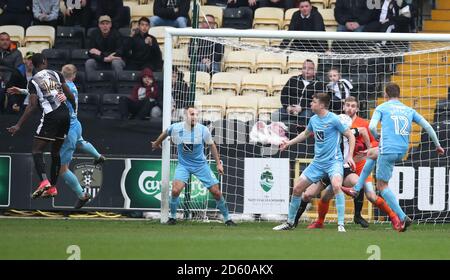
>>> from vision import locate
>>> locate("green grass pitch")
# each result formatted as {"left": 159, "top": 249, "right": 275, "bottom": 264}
{"left": 0, "top": 218, "right": 449, "bottom": 260}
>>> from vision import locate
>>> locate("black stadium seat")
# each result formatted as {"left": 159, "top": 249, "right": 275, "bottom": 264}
{"left": 41, "top": 48, "right": 70, "bottom": 71}
{"left": 55, "top": 26, "right": 85, "bottom": 49}
{"left": 100, "top": 94, "right": 127, "bottom": 120}
{"left": 116, "top": 70, "right": 140, "bottom": 94}
{"left": 77, "top": 93, "right": 100, "bottom": 119}
{"left": 71, "top": 49, "right": 89, "bottom": 72}
{"left": 86, "top": 70, "right": 116, "bottom": 93}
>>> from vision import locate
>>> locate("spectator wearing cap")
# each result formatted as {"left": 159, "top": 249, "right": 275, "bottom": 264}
{"left": 85, "top": 15, "right": 125, "bottom": 79}
{"left": 32, "top": 0, "right": 60, "bottom": 28}
{"left": 0, "top": 0, "right": 33, "bottom": 29}
{"left": 125, "top": 17, "right": 162, "bottom": 71}
{"left": 150, "top": 0, "right": 190, "bottom": 28}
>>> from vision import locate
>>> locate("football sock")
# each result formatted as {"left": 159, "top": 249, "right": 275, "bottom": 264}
{"left": 216, "top": 196, "right": 230, "bottom": 222}
{"left": 50, "top": 154, "right": 61, "bottom": 186}
{"left": 78, "top": 141, "right": 101, "bottom": 159}
{"left": 62, "top": 169, "right": 84, "bottom": 198}
{"left": 293, "top": 198, "right": 309, "bottom": 226}
{"left": 354, "top": 189, "right": 364, "bottom": 217}
{"left": 335, "top": 192, "right": 345, "bottom": 226}
{"left": 287, "top": 195, "right": 301, "bottom": 224}
{"left": 354, "top": 158, "right": 375, "bottom": 192}
{"left": 170, "top": 196, "right": 179, "bottom": 219}
{"left": 32, "top": 153, "right": 47, "bottom": 181}
{"left": 317, "top": 199, "right": 330, "bottom": 224}
{"left": 374, "top": 196, "right": 397, "bottom": 220}
{"left": 381, "top": 188, "right": 406, "bottom": 221}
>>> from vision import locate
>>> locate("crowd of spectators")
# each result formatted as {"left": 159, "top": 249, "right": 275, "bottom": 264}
{"left": 0, "top": 0, "right": 419, "bottom": 121}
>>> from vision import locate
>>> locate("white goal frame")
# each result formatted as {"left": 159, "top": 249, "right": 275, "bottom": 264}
{"left": 160, "top": 28, "right": 450, "bottom": 223}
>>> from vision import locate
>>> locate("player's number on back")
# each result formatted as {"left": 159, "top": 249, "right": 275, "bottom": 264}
{"left": 391, "top": 115, "right": 409, "bottom": 136}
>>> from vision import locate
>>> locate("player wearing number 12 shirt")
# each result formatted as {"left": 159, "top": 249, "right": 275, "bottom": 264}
{"left": 342, "top": 83, "right": 445, "bottom": 232}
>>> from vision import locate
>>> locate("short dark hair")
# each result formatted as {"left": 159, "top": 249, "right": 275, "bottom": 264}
{"left": 304, "top": 59, "right": 315, "bottom": 66}
{"left": 31, "top": 53, "right": 46, "bottom": 68}
{"left": 313, "top": 92, "right": 331, "bottom": 108}
{"left": 0, "top": 32, "right": 10, "bottom": 38}
{"left": 344, "top": 96, "right": 359, "bottom": 107}
{"left": 299, "top": 0, "right": 311, "bottom": 4}
{"left": 385, "top": 82, "right": 401, "bottom": 98}
{"left": 138, "top": 17, "right": 150, "bottom": 25}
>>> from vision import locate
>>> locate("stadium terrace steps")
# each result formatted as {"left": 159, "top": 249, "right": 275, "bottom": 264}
{"left": 437, "top": 0, "right": 450, "bottom": 10}
{"left": 396, "top": 64, "right": 450, "bottom": 76}
{"left": 404, "top": 52, "right": 450, "bottom": 65}
{"left": 431, "top": 10, "right": 450, "bottom": 21}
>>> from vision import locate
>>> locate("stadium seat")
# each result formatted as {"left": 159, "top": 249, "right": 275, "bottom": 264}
{"left": 70, "top": 49, "right": 89, "bottom": 72}
{"left": 55, "top": 26, "right": 85, "bottom": 49}
{"left": 256, "top": 52, "right": 287, "bottom": 74}
{"left": 240, "top": 73, "right": 272, "bottom": 97}
{"left": 149, "top": 26, "right": 175, "bottom": 48}
{"left": 172, "top": 47, "right": 190, "bottom": 72}
{"left": 240, "top": 37, "right": 271, "bottom": 47}
{"left": 224, "top": 50, "right": 256, "bottom": 74}
{"left": 258, "top": 96, "right": 282, "bottom": 121}
{"left": 86, "top": 71, "right": 116, "bottom": 93}
{"left": 329, "top": 0, "right": 336, "bottom": 8}
{"left": 183, "top": 71, "right": 211, "bottom": 95}
{"left": 0, "top": 25, "right": 25, "bottom": 46}
{"left": 195, "top": 94, "right": 227, "bottom": 122}
{"left": 318, "top": 8, "right": 338, "bottom": 28}
{"left": 130, "top": 3, "right": 154, "bottom": 28}
{"left": 211, "top": 72, "right": 241, "bottom": 96}
{"left": 100, "top": 94, "right": 127, "bottom": 119}
{"left": 253, "top": 7, "right": 284, "bottom": 30}
{"left": 283, "top": 8, "right": 297, "bottom": 30}
{"left": 199, "top": 5, "right": 223, "bottom": 28}
{"left": 287, "top": 52, "right": 319, "bottom": 74}
{"left": 24, "top": 25, "right": 55, "bottom": 48}
{"left": 17, "top": 45, "right": 48, "bottom": 56}
{"left": 311, "top": 0, "right": 327, "bottom": 8}
{"left": 41, "top": 48, "right": 70, "bottom": 71}
{"left": 226, "top": 95, "right": 258, "bottom": 122}
{"left": 271, "top": 74, "right": 293, "bottom": 96}
{"left": 77, "top": 93, "right": 100, "bottom": 119}
{"left": 116, "top": 70, "right": 141, "bottom": 94}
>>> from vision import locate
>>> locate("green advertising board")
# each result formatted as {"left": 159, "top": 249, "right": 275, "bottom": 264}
{"left": 0, "top": 156, "right": 11, "bottom": 207}
{"left": 121, "top": 159, "right": 218, "bottom": 210}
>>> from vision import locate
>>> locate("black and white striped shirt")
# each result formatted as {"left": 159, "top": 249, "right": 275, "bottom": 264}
{"left": 27, "top": 69, "right": 66, "bottom": 115}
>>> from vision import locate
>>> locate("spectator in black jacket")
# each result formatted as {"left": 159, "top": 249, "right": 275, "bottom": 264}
{"left": 188, "top": 15, "right": 223, "bottom": 75}
{"left": 0, "top": 0, "right": 33, "bottom": 29}
{"left": 272, "top": 59, "right": 325, "bottom": 125}
{"left": 85, "top": 15, "right": 125, "bottom": 79}
{"left": 0, "top": 32, "right": 23, "bottom": 70}
{"left": 125, "top": 17, "right": 162, "bottom": 71}
{"left": 280, "top": 0, "right": 327, "bottom": 52}
{"left": 334, "top": 0, "right": 372, "bottom": 32}
{"left": 96, "top": 0, "right": 128, "bottom": 28}
{"left": 150, "top": 0, "right": 190, "bottom": 28}
{"left": 64, "top": 0, "right": 92, "bottom": 29}
{"left": 259, "top": 0, "right": 294, "bottom": 10}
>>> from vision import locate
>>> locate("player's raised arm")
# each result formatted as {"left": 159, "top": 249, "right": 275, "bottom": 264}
{"left": 280, "top": 129, "right": 312, "bottom": 151}
{"left": 6, "top": 94, "right": 38, "bottom": 136}
{"left": 355, "top": 127, "right": 372, "bottom": 150}
{"left": 368, "top": 110, "right": 381, "bottom": 141}
{"left": 343, "top": 128, "right": 356, "bottom": 170}
{"left": 413, "top": 112, "right": 445, "bottom": 155}
{"left": 151, "top": 130, "right": 169, "bottom": 150}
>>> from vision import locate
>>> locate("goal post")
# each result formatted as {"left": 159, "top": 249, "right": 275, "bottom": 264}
{"left": 160, "top": 28, "right": 450, "bottom": 224}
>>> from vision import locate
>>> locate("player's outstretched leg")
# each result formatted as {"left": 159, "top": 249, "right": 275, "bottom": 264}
{"left": 59, "top": 165, "right": 92, "bottom": 208}
{"left": 273, "top": 175, "right": 312, "bottom": 231}
{"left": 209, "top": 185, "right": 236, "bottom": 226}
{"left": 77, "top": 140, "right": 105, "bottom": 165}
{"left": 364, "top": 182, "right": 401, "bottom": 231}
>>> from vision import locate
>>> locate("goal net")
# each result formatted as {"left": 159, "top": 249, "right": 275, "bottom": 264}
{"left": 160, "top": 28, "right": 450, "bottom": 225}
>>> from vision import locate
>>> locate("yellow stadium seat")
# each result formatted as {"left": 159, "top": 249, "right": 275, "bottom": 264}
{"left": 258, "top": 96, "right": 282, "bottom": 121}
{"left": 283, "top": 8, "right": 297, "bottom": 30}
{"left": 272, "top": 74, "right": 293, "bottom": 96}
{"left": 24, "top": 25, "right": 55, "bottom": 48}
{"left": 211, "top": 72, "right": 241, "bottom": 96}
{"left": 256, "top": 52, "right": 287, "bottom": 74}
{"left": 199, "top": 5, "right": 223, "bottom": 28}
{"left": 195, "top": 95, "right": 227, "bottom": 122}
{"left": 183, "top": 71, "right": 211, "bottom": 95}
{"left": 0, "top": 25, "right": 25, "bottom": 46}
{"left": 172, "top": 47, "right": 190, "bottom": 72}
{"left": 253, "top": 7, "right": 284, "bottom": 30}
{"left": 240, "top": 37, "right": 271, "bottom": 47}
{"left": 240, "top": 73, "right": 273, "bottom": 97}
{"left": 311, "top": 0, "right": 328, "bottom": 8}
{"left": 224, "top": 50, "right": 256, "bottom": 73}
{"left": 318, "top": 8, "right": 338, "bottom": 27}
{"left": 328, "top": 0, "right": 336, "bottom": 8}
{"left": 130, "top": 3, "right": 154, "bottom": 28}
{"left": 226, "top": 95, "right": 259, "bottom": 122}
{"left": 287, "top": 52, "right": 319, "bottom": 74}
